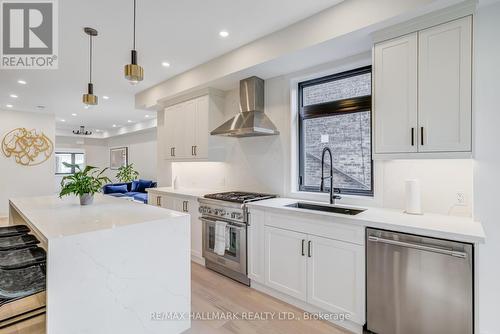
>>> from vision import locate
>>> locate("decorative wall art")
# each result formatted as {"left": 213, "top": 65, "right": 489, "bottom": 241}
{"left": 1, "top": 128, "right": 54, "bottom": 166}
{"left": 110, "top": 147, "right": 128, "bottom": 170}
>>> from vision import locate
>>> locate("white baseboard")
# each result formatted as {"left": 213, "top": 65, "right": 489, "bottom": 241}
{"left": 191, "top": 254, "right": 205, "bottom": 266}
{"left": 251, "top": 281, "right": 363, "bottom": 334}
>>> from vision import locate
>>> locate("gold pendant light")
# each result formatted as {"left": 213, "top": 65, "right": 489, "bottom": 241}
{"left": 83, "top": 27, "right": 98, "bottom": 106}
{"left": 124, "top": 0, "right": 144, "bottom": 84}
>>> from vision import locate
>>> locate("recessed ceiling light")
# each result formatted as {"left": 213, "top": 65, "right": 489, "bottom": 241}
{"left": 161, "top": 61, "right": 170, "bottom": 68}
{"left": 219, "top": 30, "right": 229, "bottom": 38}
{"left": 60, "top": 119, "right": 66, "bottom": 122}
{"left": 127, "top": 120, "right": 132, "bottom": 123}
{"left": 71, "top": 113, "right": 77, "bottom": 116}
{"left": 112, "top": 124, "right": 117, "bottom": 128}
{"left": 102, "top": 96, "right": 110, "bottom": 100}
{"left": 145, "top": 114, "right": 150, "bottom": 118}
{"left": 5, "top": 104, "right": 13, "bottom": 108}
{"left": 9, "top": 94, "right": 18, "bottom": 98}
{"left": 17, "top": 80, "right": 27, "bottom": 85}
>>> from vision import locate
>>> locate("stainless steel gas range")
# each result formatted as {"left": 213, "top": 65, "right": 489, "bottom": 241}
{"left": 198, "top": 192, "right": 276, "bottom": 285}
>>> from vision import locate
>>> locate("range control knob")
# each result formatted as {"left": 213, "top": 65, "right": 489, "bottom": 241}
{"left": 199, "top": 206, "right": 212, "bottom": 214}
{"left": 231, "top": 212, "right": 243, "bottom": 220}
{"left": 215, "top": 209, "right": 226, "bottom": 216}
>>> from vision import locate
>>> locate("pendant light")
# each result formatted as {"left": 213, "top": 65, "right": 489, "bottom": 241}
{"left": 82, "top": 27, "right": 98, "bottom": 106}
{"left": 124, "top": 0, "right": 144, "bottom": 84}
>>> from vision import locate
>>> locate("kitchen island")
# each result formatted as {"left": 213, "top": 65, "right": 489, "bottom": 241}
{"left": 8, "top": 194, "right": 191, "bottom": 334}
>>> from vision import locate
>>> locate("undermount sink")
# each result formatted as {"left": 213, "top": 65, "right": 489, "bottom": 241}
{"left": 285, "top": 202, "right": 366, "bottom": 216}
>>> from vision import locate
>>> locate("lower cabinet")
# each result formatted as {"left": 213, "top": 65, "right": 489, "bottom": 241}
{"left": 251, "top": 209, "right": 366, "bottom": 327}
{"left": 148, "top": 192, "right": 203, "bottom": 263}
{"left": 264, "top": 226, "right": 307, "bottom": 301}
{"left": 306, "top": 235, "right": 364, "bottom": 323}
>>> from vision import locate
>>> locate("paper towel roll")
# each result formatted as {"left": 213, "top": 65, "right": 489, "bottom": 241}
{"left": 405, "top": 179, "right": 422, "bottom": 215}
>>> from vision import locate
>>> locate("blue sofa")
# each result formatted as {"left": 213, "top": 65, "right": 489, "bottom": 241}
{"left": 102, "top": 180, "right": 157, "bottom": 204}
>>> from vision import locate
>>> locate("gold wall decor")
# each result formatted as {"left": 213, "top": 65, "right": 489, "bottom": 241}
{"left": 1, "top": 128, "right": 53, "bottom": 166}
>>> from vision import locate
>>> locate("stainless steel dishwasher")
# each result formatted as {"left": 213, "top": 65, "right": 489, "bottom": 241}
{"left": 366, "top": 228, "right": 473, "bottom": 334}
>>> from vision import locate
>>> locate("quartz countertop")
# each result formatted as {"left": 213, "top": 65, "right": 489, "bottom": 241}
{"left": 246, "top": 198, "right": 485, "bottom": 243}
{"left": 9, "top": 194, "right": 188, "bottom": 240}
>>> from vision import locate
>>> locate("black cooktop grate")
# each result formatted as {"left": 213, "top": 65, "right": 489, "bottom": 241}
{"left": 204, "top": 191, "right": 276, "bottom": 203}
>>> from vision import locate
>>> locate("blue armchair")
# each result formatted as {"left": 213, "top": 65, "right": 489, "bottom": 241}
{"left": 102, "top": 180, "right": 157, "bottom": 204}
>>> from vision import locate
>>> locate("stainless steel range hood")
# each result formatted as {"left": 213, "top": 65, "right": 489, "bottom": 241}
{"left": 210, "top": 76, "right": 279, "bottom": 137}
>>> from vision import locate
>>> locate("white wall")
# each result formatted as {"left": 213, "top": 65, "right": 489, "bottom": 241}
{"left": 0, "top": 110, "right": 55, "bottom": 216}
{"left": 170, "top": 55, "right": 473, "bottom": 216}
{"left": 55, "top": 128, "right": 157, "bottom": 188}
{"left": 473, "top": 2, "right": 500, "bottom": 333}
{"left": 107, "top": 130, "right": 157, "bottom": 182}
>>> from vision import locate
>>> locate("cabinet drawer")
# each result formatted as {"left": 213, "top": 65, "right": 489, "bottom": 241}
{"left": 265, "top": 212, "right": 364, "bottom": 245}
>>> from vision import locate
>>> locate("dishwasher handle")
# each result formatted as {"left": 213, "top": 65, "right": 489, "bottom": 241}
{"left": 368, "top": 236, "right": 467, "bottom": 259}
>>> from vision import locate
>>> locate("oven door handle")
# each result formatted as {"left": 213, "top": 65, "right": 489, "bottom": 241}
{"left": 199, "top": 217, "right": 246, "bottom": 229}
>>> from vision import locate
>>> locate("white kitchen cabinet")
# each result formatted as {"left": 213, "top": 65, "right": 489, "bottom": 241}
{"left": 373, "top": 16, "right": 472, "bottom": 158}
{"left": 250, "top": 209, "right": 365, "bottom": 328}
{"left": 374, "top": 33, "right": 418, "bottom": 154}
{"left": 418, "top": 16, "right": 472, "bottom": 152}
{"left": 162, "top": 92, "right": 225, "bottom": 161}
{"left": 148, "top": 192, "right": 203, "bottom": 264}
{"left": 307, "top": 235, "right": 365, "bottom": 324}
{"left": 248, "top": 209, "right": 266, "bottom": 284}
{"left": 264, "top": 226, "right": 308, "bottom": 301}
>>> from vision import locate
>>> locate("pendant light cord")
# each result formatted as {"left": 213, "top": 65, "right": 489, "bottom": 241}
{"left": 89, "top": 34, "right": 92, "bottom": 83}
{"left": 133, "top": 0, "right": 136, "bottom": 50}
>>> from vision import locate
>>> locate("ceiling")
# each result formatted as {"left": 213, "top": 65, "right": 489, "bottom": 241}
{"left": 0, "top": 0, "right": 343, "bottom": 133}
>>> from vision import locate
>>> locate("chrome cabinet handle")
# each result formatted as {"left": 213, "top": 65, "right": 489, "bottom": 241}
{"left": 172, "top": 147, "right": 176, "bottom": 156}
{"left": 368, "top": 236, "right": 467, "bottom": 258}
{"left": 411, "top": 128, "right": 415, "bottom": 146}
{"left": 191, "top": 146, "right": 195, "bottom": 156}
{"left": 301, "top": 239, "right": 305, "bottom": 256}
{"left": 157, "top": 196, "right": 161, "bottom": 207}
{"left": 420, "top": 127, "right": 424, "bottom": 146}
{"left": 308, "top": 240, "right": 312, "bottom": 257}
{"left": 194, "top": 145, "right": 197, "bottom": 156}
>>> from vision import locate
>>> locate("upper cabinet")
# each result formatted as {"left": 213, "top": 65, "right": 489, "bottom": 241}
{"left": 162, "top": 92, "right": 226, "bottom": 161}
{"left": 373, "top": 16, "right": 472, "bottom": 159}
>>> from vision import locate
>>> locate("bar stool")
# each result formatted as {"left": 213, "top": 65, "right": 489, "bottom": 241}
{"left": 0, "top": 248, "right": 46, "bottom": 270}
{"left": 0, "top": 264, "right": 46, "bottom": 306}
{"left": 0, "top": 235, "right": 40, "bottom": 251}
{"left": 0, "top": 225, "right": 30, "bottom": 238}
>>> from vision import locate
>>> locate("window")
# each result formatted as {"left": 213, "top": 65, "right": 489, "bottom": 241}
{"left": 298, "top": 66, "right": 373, "bottom": 196}
{"left": 55, "top": 152, "right": 85, "bottom": 174}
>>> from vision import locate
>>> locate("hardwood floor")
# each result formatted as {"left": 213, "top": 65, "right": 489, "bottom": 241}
{"left": 187, "top": 263, "right": 350, "bottom": 334}
{"left": 0, "top": 263, "right": 350, "bottom": 334}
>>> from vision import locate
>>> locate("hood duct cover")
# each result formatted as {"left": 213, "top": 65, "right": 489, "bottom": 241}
{"left": 210, "top": 76, "right": 279, "bottom": 137}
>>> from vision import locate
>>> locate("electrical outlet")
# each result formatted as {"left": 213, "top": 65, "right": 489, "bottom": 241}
{"left": 456, "top": 192, "right": 466, "bottom": 206}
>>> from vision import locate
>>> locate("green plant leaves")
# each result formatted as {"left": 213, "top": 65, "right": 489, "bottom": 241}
{"left": 116, "top": 163, "right": 139, "bottom": 183}
{"left": 59, "top": 164, "right": 111, "bottom": 198}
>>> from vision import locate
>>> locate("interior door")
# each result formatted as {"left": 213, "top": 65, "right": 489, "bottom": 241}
{"left": 306, "top": 235, "right": 365, "bottom": 324}
{"left": 418, "top": 16, "right": 472, "bottom": 152}
{"left": 264, "top": 226, "right": 307, "bottom": 301}
{"left": 374, "top": 33, "right": 418, "bottom": 154}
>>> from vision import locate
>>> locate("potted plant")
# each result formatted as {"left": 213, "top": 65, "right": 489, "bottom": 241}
{"left": 116, "top": 163, "right": 139, "bottom": 183}
{"left": 59, "top": 163, "right": 111, "bottom": 205}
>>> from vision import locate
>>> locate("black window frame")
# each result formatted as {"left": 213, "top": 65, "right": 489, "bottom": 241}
{"left": 55, "top": 152, "right": 85, "bottom": 175}
{"left": 298, "top": 66, "right": 374, "bottom": 196}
